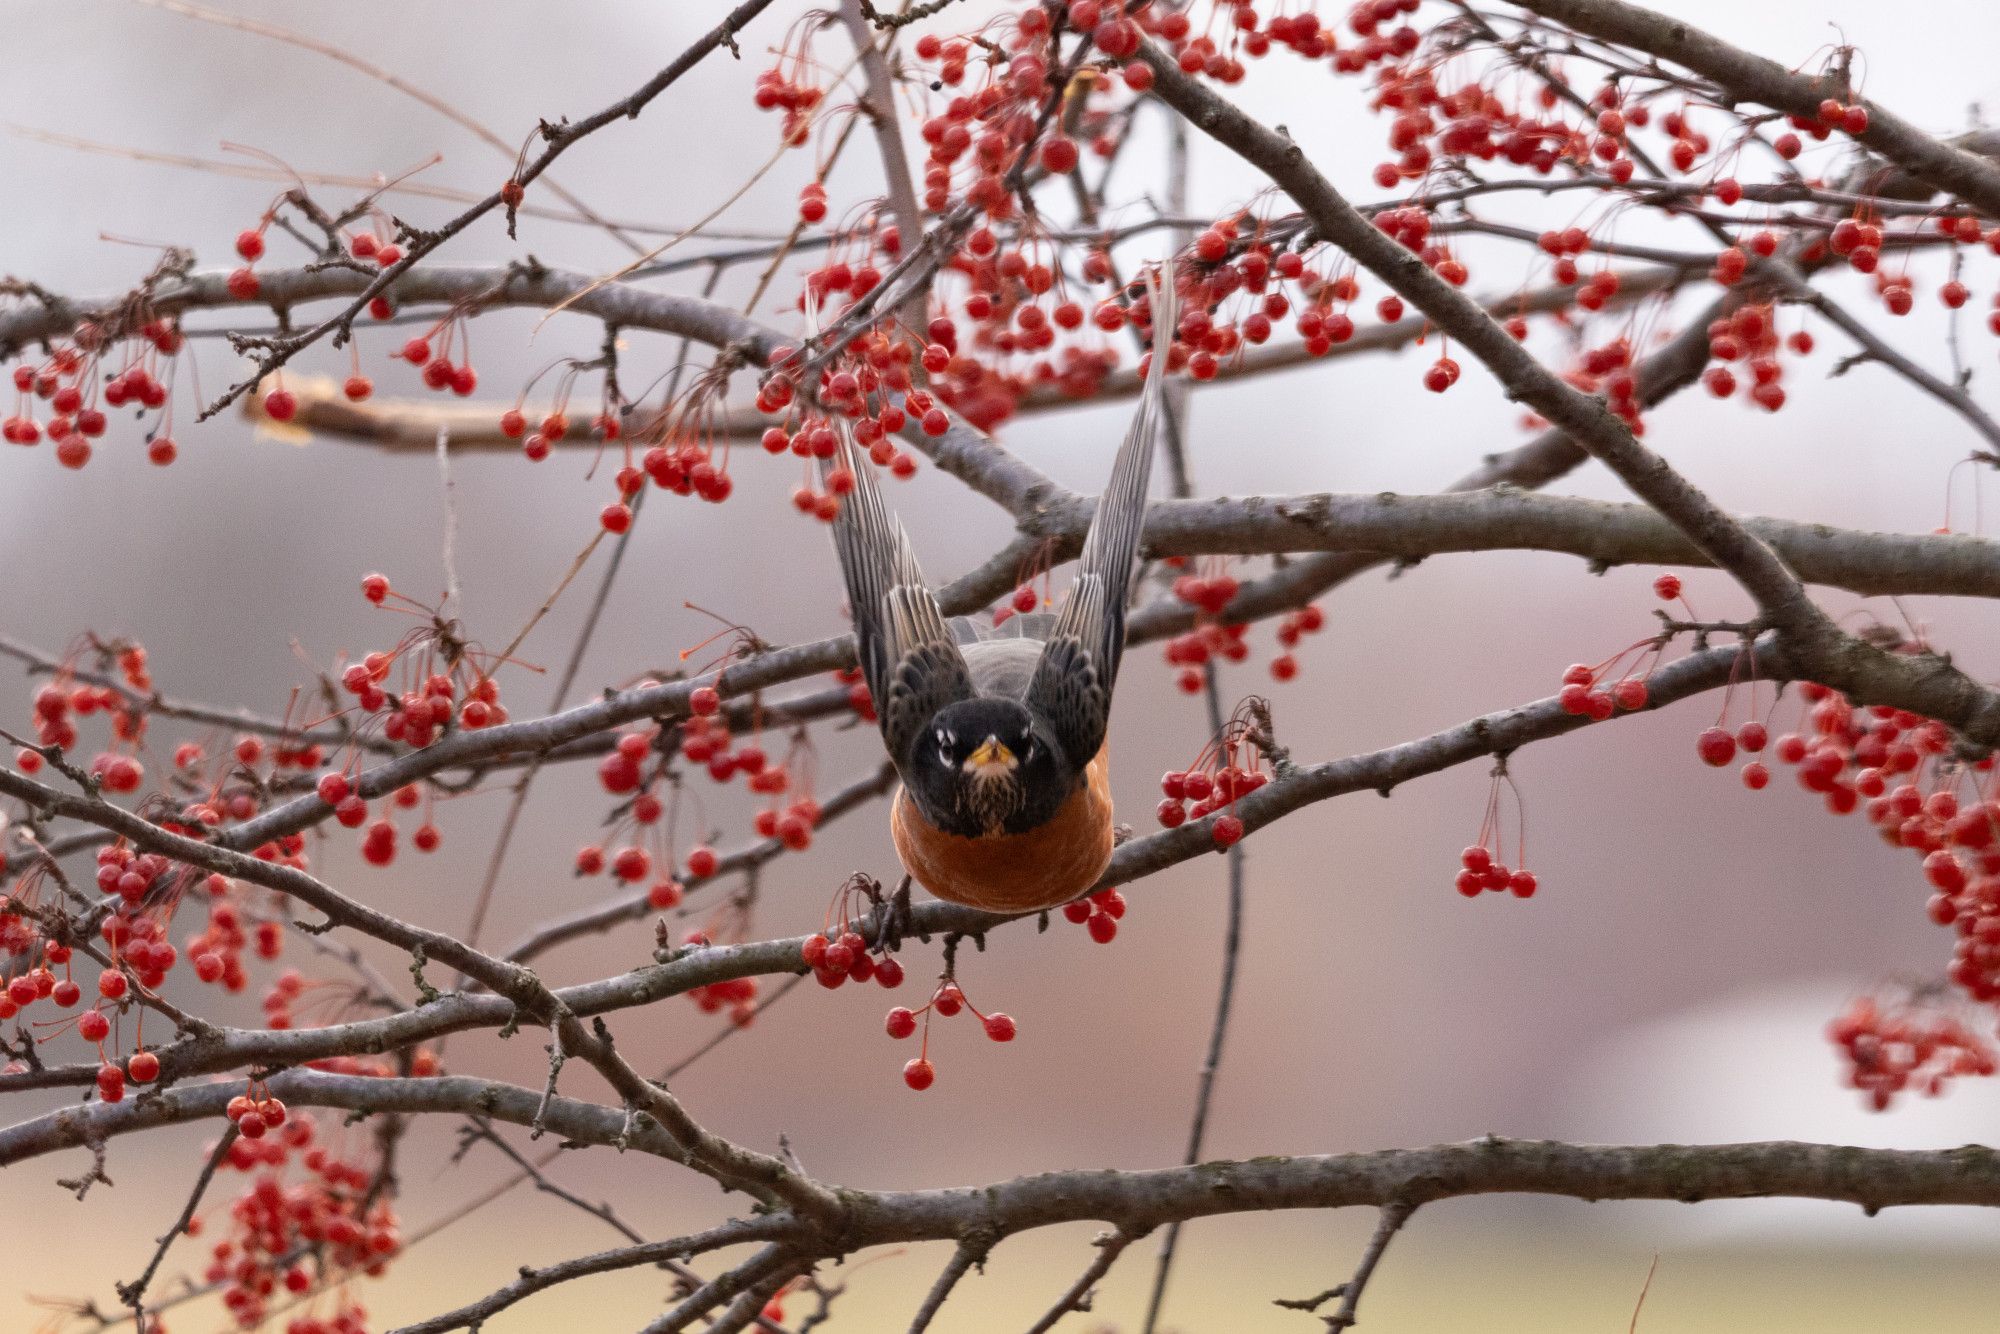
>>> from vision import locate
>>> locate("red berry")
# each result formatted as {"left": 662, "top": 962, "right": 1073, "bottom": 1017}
{"left": 1696, "top": 726, "right": 1737, "bottom": 767}
{"left": 903, "top": 1057, "right": 935, "bottom": 1090}
{"left": 983, "top": 1013, "right": 1017, "bottom": 1042}
{"left": 885, "top": 1007, "right": 916, "bottom": 1039}
{"left": 690, "top": 686, "right": 721, "bottom": 716}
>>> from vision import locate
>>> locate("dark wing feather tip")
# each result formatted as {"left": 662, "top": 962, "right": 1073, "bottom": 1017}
{"left": 1026, "top": 267, "right": 1178, "bottom": 765}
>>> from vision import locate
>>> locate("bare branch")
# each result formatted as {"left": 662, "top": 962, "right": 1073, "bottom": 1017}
{"left": 1509, "top": 0, "right": 2000, "bottom": 217}
{"left": 1323, "top": 1202, "right": 1416, "bottom": 1331}
{"left": 1025, "top": 1230, "right": 1141, "bottom": 1334}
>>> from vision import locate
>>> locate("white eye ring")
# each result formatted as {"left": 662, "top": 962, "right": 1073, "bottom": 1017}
{"left": 937, "top": 743, "right": 952, "bottom": 766}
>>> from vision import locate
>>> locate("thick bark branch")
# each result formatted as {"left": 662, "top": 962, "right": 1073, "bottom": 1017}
{"left": 11, "top": 1073, "right": 2000, "bottom": 1238}
{"left": 1116, "top": 491, "right": 2000, "bottom": 599}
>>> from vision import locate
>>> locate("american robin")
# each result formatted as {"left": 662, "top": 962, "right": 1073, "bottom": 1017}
{"left": 823, "top": 273, "right": 1176, "bottom": 914}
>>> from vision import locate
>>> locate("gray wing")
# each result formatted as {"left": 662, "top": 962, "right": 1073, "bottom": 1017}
{"left": 822, "top": 424, "right": 974, "bottom": 763}
{"left": 1025, "top": 268, "right": 1176, "bottom": 763}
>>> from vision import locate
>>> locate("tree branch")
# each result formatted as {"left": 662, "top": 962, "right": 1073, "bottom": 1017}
{"left": 1509, "top": 0, "right": 2000, "bottom": 217}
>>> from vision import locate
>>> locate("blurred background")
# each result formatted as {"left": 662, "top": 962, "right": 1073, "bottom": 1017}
{"left": 6, "top": 0, "right": 2000, "bottom": 1329}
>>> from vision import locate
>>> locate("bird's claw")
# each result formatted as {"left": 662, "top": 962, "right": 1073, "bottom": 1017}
{"left": 872, "top": 875, "right": 915, "bottom": 952}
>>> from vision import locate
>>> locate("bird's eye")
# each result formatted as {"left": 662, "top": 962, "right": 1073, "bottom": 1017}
{"left": 936, "top": 741, "right": 952, "bottom": 767}
{"left": 1022, "top": 738, "right": 1037, "bottom": 762}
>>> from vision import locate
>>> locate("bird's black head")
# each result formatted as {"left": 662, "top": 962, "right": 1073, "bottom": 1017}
{"left": 902, "top": 696, "right": 1074, "bottom": 837}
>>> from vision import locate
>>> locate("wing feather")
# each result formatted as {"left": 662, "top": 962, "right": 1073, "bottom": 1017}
{"left": 822, "top": 421, "right": 974, "bottom": 764}
{"left": 1027, "top": 268, "right": 1176, "bottom": 764}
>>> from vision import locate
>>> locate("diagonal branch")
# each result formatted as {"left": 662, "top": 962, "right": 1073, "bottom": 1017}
{"left": 1508, "top": 0, "right": 2000, "bottom": 217}
{"left": 388, "top": 1219, "right": 785, "bottom": 1334}
{"left": 1138, "top": 41, "right": 2000, "bottom": 747}
{"left": 1025, "top": 1228, "right": 1143, "bottom": 1334}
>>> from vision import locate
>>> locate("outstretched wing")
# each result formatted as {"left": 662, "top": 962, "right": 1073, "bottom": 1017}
{"left": 1026, "top": 268, "right": 1176, "bottom": 765}
{"left": 822, "top": 422, "right": 975, "bottom": 765}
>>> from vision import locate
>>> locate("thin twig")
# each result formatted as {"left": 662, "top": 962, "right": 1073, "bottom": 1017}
{"left": 1024, "top": 1229, "right": 1142, "bottom": 1334}
{"left": 1323, "top": 1202, "right": 1416, "bottom": 1331}
{"left": 907, "top": 1239, "right": 987, "bottom": 1334}
{"left": 114, "top": 1124, "right": 239, "bottom": 1322}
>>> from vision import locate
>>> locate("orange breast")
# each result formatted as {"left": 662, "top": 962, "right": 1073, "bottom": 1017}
{"left": 891, "top": 748, "right": 1113, "bottom": 914}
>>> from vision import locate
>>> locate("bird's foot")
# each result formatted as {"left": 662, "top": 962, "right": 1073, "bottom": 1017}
{"left": 871, "top": 875, "right": 915, "bottom": 952}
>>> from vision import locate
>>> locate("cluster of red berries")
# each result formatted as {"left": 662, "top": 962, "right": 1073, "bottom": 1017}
{"left": 641, "top": 435, "right": 734, "bottom": 505}
{"left": 1557, "top": 333, "right": 1648, "bottom": 430}
{"left": 1827, "top": 993, "right": 1996, "bottom": 1111}
{"left": 25, "top": 687, "right": 146, "bottom": 800}
{"left": 230, "top": 207, "right": 403, "bottom": 303}
{"left": 801, "top": 927, "right": 905, "bottom": 991}
{"left": 1453, "top": 843, "right": 1537, "bottom": 899}
{"left": 1556, "top": 660, "right": 1651, "bottom": 721}
{"left": 499, "top": 408, "right": 603, "bottom": 464}
{"left": 752, "top": 60, "right": 823, "bottom": 148}
{"left": 596, "top": 726, "right": 661, "bottom": 795}
{"left": 686, "top": 958, "right": 763, "bottom": 1027}
{"left": 884, "top": 976, "right": 1014, "bottom": 1090}
{"left": 1162, "top": 561, "right": 1250, "bottom": 693}
{"left": 5, "top": 317, "right": 184, "bottom": 466}
{"left": 1795, "top": 96, "right": 1873, "bottom": 145}
{"left": 186, "top": 892, "right": 277, "bottom": 993}
{"left": 1454, "top": 763, "right": 1538, "bottom": 898}
{"left": 397, "top": 326, "right": 478, "bottom": 397}
{"left": 1750, "top": 680, "right": 2000, "bottom": 1005}
{"left": 21, "top": 639, "right": 149, "bottom": 757}
{"left": 204, "top": 1097, "right": 400, "bottom": 1330}
{"left": 334, "top": 576, "right": 511, "bottom": 749}
{"left": 1157, "top": 767, "right": 1258, "bottom": 848}
{"left": 1172, "top": 567, "right": 1243, "bottom": 617}
{"left": 1158, "top": 702, "right": 1273, "bottom": 849}
{"left": 1555, "top": 573, "right": 1697, "bottom": 720}
{"left": 318, "top": 773, "right": 430, "bottom": 868}
{"left": 1059, "top": 886, "right": 1128, "bottom": 943}
{"left": 1699, "top": 301, "right": 1810, "bottom": 413}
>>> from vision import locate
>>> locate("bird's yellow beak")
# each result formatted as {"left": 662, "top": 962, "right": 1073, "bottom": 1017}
{"left": 963, "top": 736, "right": 1016, "bottom": 774}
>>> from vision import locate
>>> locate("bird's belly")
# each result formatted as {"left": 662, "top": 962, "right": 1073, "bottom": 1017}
{"left": 892, "top": 749, "right": 1113, "bottom": 914}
